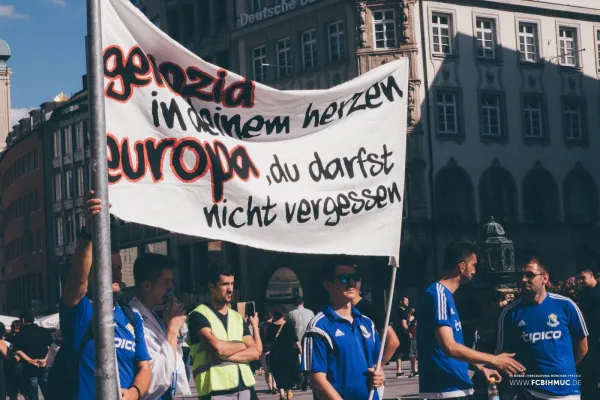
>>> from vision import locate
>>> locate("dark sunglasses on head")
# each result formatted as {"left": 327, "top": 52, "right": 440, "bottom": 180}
{"left": 335, "top": 273, "right": 362, "bottom": 284}
{"left": 522, "top": 271, "right": 543, "bottom": 279}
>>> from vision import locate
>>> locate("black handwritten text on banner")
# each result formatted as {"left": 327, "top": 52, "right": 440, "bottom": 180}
{"left": 101, "top": 0, "right": 408, "bottom": 257}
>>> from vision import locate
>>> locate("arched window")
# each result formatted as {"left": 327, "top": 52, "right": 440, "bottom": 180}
{"left": 265, "top": 267, "right": 303, "bottom": 301}
{"left": 563, "top": 167, "right": 598, "bottom": 223}
{"left": 435, "top": 165, "right": 475, "bottom": 224}
{"left": 522, "top": 167, "right": 559, "bottom": 223}
{"left": 479, "top": 167, "right": 518, "bottom": 224}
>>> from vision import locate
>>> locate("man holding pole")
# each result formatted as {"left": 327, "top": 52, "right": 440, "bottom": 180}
{"left": 417, "top": 240, "right": 525, "bottom": 400}
{"left": 302, "top": 256, "right": 385, "bottom": 400}
{"left": 59, "top": 191, "right": 152, "bottom": 400}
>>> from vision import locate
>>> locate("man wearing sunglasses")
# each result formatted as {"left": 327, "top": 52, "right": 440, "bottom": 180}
{"left": 496, "top": 256, "right": 589, "bottom": 400}
{"left": 301, "top": 256, "right": 385, "bottom": 400}
{"left": 417, "top": 240, "right": 525, "bottom": 400}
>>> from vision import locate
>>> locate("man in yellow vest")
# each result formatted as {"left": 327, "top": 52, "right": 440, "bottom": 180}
{"left": 187, "top": 260, "right": 262, "bottom": 400}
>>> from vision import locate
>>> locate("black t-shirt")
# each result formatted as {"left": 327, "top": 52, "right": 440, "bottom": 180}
{"left": 13, "top": 324, "right": 53, "bottom": 359}
{"left": 395, "top": 306, "right": 410, "bottom": 337}
{"left": 355, "top": 299, "right": 386, "bottom": 332}
{"left": 188, "top": 304, "right": 252, "bottom": 397}
{"left": 580, "top": 285, "right": 600, "bottom": 340}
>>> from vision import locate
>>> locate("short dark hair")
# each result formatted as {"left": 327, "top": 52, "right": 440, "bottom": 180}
{"left": 11, "top": 320, "right": 21, "bottom": 331}
{"left": 272, "top": 308, "right": 284, "bottom": 321}
{"left": 321, "top": 255, "right": 357, "bottom": 281}
{"left": 207, "top": 258, "right": 234, "bottom": 285}
{"left": 442, "top": 240, "right": 479, "bottom": 272}
{"left": 579, "top": 269, "right": 595, "bottom": 276}
{"left": 0, "top": 322, "right": 5, "bottom": 338}
{"left": 521, "top": 255, "right": 549, "bottom": 275}
{"left": 294, "top": 296, "right": 304, "bottom": 306}
{"left": 133, "top": 253, "right": 176, "bottom": 286}
{"left": 19, "top": 311, "right": 34, "bottom": 324}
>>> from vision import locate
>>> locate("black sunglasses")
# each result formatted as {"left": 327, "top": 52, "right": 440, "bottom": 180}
{"left": 335, "top": 273, "right": 362, "bottom": 284}
{"left": 522, "top": 271, "right": 543, "bottom": 279}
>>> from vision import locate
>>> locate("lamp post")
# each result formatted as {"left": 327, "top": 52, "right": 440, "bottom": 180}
{"left": 479, "top": 216, "right": 515, "bottom": 285}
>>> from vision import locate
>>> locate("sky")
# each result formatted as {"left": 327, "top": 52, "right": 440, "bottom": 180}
{"left": 0, "top": 0, "right": 87, "bottom": 127}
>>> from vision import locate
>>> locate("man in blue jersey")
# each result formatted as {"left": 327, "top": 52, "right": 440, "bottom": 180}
{"left": 417, "top": 240, "right": 525, "bottom": 400}
{"left": 60, "top": 191, "right": 152, "bottom": 399}
{"left": 302, "top": 256, "right": 385, "bottom": 400}
{"left": 496, "top": 256, "right": 589, "bottom": 400}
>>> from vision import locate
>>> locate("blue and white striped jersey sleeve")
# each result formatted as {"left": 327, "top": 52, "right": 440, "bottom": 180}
{"left": 301, "top": 334, "right": 328, "bottom": 373}
{"left": 433, "top": 283, "right": 452, "bottom": 328}
{"left": 566, "top": 298, "right": 588, "bottom": 341}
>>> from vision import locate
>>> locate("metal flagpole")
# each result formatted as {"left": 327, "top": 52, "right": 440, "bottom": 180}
{"left": 368, "top": 255, "right": 400, "bottom": 400}
{"left": 86, "top": 0, "right": 119, "bottom": 398}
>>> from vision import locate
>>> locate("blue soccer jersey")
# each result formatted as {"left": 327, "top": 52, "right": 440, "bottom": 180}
{"left": 60, "top": 296, "right": 151, "bottom": 400}
{"left": 301, "top": 306, "right": 382, "bottom": 400}
{"left": 416, "top": 282, "right": 473, "bottom": 399}
{"left": 496, "top": 293, "right": 588, "bottom": 399}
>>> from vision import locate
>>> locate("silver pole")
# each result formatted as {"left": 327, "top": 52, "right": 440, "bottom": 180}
{"left": 368, "top": 256, "right": 400, "bottom": 400}
{"left": 86, "top": 0, "right": 118, "bottom": 398}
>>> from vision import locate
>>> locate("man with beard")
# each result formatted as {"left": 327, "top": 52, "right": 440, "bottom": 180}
{"left": 496, "top": 256, "right": 588, "bottom": 400}
{"left": 302, "top": 256, "right": 385, "bottom": 400}
{"left": 187, "top": 260, "right": 262, "bottom": 400}
{"left": 417, "top": 240, "right": 524, "bottom": 400}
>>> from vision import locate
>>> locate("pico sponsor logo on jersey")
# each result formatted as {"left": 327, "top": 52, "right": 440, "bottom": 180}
{"left": 115, "top": 337, "right": 136, "bottom": 352}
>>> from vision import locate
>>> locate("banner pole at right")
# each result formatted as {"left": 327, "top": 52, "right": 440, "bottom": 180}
{"left": 368, "top": 255, "right": 400, "bottom": 400}
{"left": 86, "top": 0, "right": 119, "bottom": 398}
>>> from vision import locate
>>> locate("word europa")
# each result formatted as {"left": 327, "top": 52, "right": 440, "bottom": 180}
{"left": 303, "top": 76, "right": 403, "bottom": 128}
{"left": 107, "top": 134, "right": 260, "bottom": 203}
{"left": 103, "top": 46, "right": 254, "bottom": 107}
{"left": 521, "top": 330, "right": 562, "bottom": 343}
{"left": 239, "top": 0, "right": 319, "bottom": 27}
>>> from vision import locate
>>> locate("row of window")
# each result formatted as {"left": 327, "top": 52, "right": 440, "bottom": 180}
{"left": 431, "top": 13, "right": 588, "bottom": 69}
{"left": 252, "top": 20, "right": 346, "bottom": 82}
{"left": 53, "top": 121, "right": 88, "bottom": 158}
{"left": 54, "top": 167, "right": 87, "bottom": 202}
{"left": 5, "top": 273, "right": 44, "bottom": 312}
{"left": 2, "top": 150, "right": 40, "bottom": 190}
{"left": 435, "top": 90, "right": 586, "bottom": 143}
{"left": 4, "top": 190, "right": 41, "bottom": 226}
{"left": 165, "top": 1, "right": 226, "bottom": 45}
{"left": 5, "top": 232, "right": 43, "bottom": 262}
{"left": 55, "top": 212, "right": 85, "bottom": 247}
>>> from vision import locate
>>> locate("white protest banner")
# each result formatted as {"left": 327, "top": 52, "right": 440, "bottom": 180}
{"left": 101, "top": 0, "right": 408, "bottom": 257}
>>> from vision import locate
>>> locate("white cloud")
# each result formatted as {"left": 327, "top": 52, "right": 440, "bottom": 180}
{"left": 0, "top": 5, "right": 29, "bottom": 20}
{"left": 10, "top": 108, "right": 35, "bottom": 127}
{"left": 52, "top": 0, "right": 67, "bottom": 6}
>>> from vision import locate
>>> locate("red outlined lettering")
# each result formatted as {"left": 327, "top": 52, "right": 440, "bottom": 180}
{"left": 107, "top": 133, "right": 260, "bottom": 204}
{"left": 103, "top": 45, "right": 256, "bottom": 108}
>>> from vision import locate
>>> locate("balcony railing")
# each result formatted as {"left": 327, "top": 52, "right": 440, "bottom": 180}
{"left": 53, "top": 201, "right": 62, "bottom": 212}
{"left": 75, "top": 196, "right": 84, "bottom": 208}
{"left": 64, "top": 198, "right": 73, "bottom": 210}
{"left": 55, "top": 246, "right": 64, "bottom": 257}
{"left": 63, "top": 153, "right": 72, "bottom": 165}
{"left": 52, "top": 157, "right": 62, "bottom": 169}
{"left": 74, "top": 149, "right": 84, "bottom": 162}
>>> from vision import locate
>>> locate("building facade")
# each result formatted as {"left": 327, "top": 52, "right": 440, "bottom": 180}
{"left": 0, "top": 39, "right": 11, "bottom": 150}
{"left": 0, "top": 111, "right": 46, "bottom": 315}
{"left": 416, "top": 0, "right": 600, "bottom": 279}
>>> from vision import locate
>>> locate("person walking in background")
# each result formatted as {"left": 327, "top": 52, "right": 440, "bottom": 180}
{"left": 266, "top": 308, "right": 301, "bottom": 400}
{"left": 407, "top": 307, "right": 418, "bottom": 378}
{"left": 417, "top": 240, "right": 525, "bottom": 400}
{"left": 12, "top": 311, "right": 53, "bottom": 400}
{"left": 287, "top": 297, "right": 314, "bottom": 392}
{"left": 5, "top": 320, "right": 22, "bottom": 400}
{"left": 395, "top": 297, "right": 411, "bottom": 378}
{"left": 259, "top": 312, "right": 277, "bottom": 394}
{"left": 0, "top": 322, "right": 10, "bottom": 400}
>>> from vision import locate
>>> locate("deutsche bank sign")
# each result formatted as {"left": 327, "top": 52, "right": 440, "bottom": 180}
{"left": 239, "top": 0, "right": 320, "bottom": 27}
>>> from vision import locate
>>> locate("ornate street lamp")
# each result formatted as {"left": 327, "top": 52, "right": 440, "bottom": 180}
{"left": 479, "top": 216, "right": 515, "bottom": 283}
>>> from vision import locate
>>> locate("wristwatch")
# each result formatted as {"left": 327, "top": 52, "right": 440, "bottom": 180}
{"left": 79, "top": 226, "right": 92, "bottom": 241}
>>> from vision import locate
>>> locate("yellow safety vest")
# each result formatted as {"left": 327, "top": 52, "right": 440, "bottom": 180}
{"left": 188, "top": 304, "right": 256, "bottom": 396}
